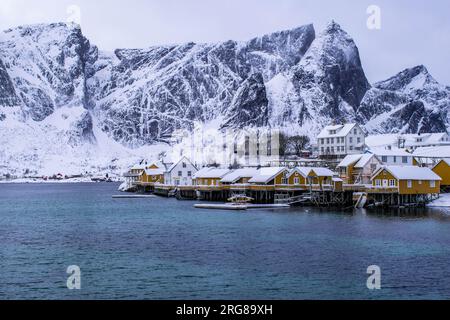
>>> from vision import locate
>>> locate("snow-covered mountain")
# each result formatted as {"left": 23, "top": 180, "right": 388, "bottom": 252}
{"left": 359, "top": 65, "right": 449, "bottom": 133}
{"left": 0, "top": 21, "right": 449, "bottom": 177}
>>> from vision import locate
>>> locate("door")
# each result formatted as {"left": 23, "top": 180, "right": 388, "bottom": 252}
{"left": 383, "top": 180, "right": 388, "bottom": 188}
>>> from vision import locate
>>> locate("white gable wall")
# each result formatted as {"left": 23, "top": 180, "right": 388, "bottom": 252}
{"left": 165, "top": 159, "right": 197, "bottom": 186}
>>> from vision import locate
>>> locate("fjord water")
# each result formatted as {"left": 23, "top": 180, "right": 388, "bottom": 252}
{"left": 1, "top": 183, "right": 450, "bottom": 300}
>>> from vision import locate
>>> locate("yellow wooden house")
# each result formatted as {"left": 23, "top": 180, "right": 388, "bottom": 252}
{"left": 248, "top": 167, "right": 290, "bottom": 186}
{"left": 371, "top": 166, "right": 441, "bottom": 195}
{"left": 140, "top": 168, "right": 165, "bottom": 184}
{"left": 287, "top": 168, "right": 308, "bottom": 186}
{"left": 307, "top": 168, "right": 336, "bottom": 189}
{"left": 432, "top": 160, "right": 450, "bottom": 189}
{"left": 337, "top": 154, "right": 382, "bottom": 184}
{"left": 220, "top": 168, "right": 259, "bottom": 185}
{"left": 193, "top": 168, "right": 230, "bottom": 186}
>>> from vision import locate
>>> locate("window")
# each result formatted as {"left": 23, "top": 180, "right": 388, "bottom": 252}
{"left": 331, "top": 138, "right": 334, "bottom": 144}
{"left": 354, "top": 129, "right": 357, "bottom": 135}
{"left": 402, "top": 156, "right": 408, "bottom": 164}
{"left": 349, "top": 137, "right": 353, "bottom": 143}
{"left": 178, "top": 171, "right": 182, "bottom": 177}
{"left": 281, "top": 178, "right": 288, "bottom": 185}
{"left": 350, "top": 146, "right": 353, "bottom": 151}
{"left": 321, "top": 147, "right": 324, "bottom": 153}
{"left": 327, "top": 138, "right": 330, "bottom": 144}
{"left": 382, "top": 156, "right": 387, "bottom": 163}
{"left": 182, "top": 162, "right": 187, "bottom": 168}
{"left": 375, "top": 179, "right": 381, "bottom": 187}
{"left": 407, "top": 180, "right": 412, "bottom": 188}
{"left": 389, "top": 179, "right": 396, "bottom": 187}
{"left": 393, "top": 156, "right": 397, "bottom": 163}
{"left": 418, "top": 180, "right": 422, "bottom": 185}
{"left": 331, "top": 147, "right": 335, "bottom": 153}
{"left": 357, "top": 137, "right": 361, "bottom": 143}
{"left": 294, "top": 177, "right": 300, "bottom": 185}
{"left": 430, "top": 181, "right": 436, "bottom": 188}
{"left": 187, "top": 171, "right": 192, "bottom": 177}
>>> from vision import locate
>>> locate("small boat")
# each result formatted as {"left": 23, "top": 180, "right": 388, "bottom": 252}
{"left": 227, "top": 195, "right": 254, "bottom": 204}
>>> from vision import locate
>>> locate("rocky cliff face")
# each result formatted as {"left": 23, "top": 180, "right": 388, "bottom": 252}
{"left": 267, "top": 21, "right": 372, "bottom": 136}
{"left": 359, "top": 65, "right": 449, "bottom": 134}
{"left": 0, "top": 58, "right": 18, "bottom": 107}
{"left": 0, "top": 21, "right": 449, "bottom": 175}
{"left": 86, "top": 24, "right": 315, "bottom": 145}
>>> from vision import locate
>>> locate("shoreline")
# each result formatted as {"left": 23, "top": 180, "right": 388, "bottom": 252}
{"left": 0, "top": 179, "right": 122, "bottom": 184}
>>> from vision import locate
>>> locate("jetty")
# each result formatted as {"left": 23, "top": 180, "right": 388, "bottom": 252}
{"left": 194, "top": 203, "right": 290, "bottom": 211}
{"left": 112, "top": 195, "right": 156, "bottom": 199}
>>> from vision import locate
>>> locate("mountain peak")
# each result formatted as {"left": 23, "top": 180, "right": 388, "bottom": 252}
{"left": 325, "top": 20, "right": 343, "bottom": 33}
{"left": 375, "top": 65, "right": 438, "bottom": 92}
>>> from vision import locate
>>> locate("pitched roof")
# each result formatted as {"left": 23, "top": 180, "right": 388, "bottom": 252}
{"left": 317, "top": 123, "right": 357, "bottom": 139}
{"left": 432, "top": 159, "right": 450, "bottom": 169}
{"left": 310, "top": 168, "right": 336, "bottom": 177}
{"left": 220, "top": 168, "right": 259, "bottom": 183}
{"left": 287, "top": 167, "right": 310, "bottom": 179}
{"left": 369, "top": 147, "right": 412, "bottom": 157}
{"left": 194, "top": 168, "right": 230, "bottom": 179}
{"left": 248, "top": 167, "right": 287, "bottom": 184}
{"left": 130, "top": 164, "right": 146, "bottom": 170}
{"left": 337, "top": 154, "right": 364, "bottom": 168}
{"left": 413, "top": 146, "right": 450, "bottom": 158}
{"left": 166, "top": 156, "right": 196, "bottom": 173}
{"left": 143, "top": 168, "right": 165, "bottom": 176}
{"left": 372, "top": 166, "right": 442, "bottom": 181}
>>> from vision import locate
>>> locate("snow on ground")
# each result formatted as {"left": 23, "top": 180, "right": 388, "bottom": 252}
{"left": 0, "top": 107, "right": 170, "bottom": 179}
{"left": 428, "top": 193, "right": 450, "bottom": 208}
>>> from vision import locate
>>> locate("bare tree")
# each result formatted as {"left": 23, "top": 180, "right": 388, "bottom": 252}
{"left": 287, "top": 135, "right": 310, "bottom": 156}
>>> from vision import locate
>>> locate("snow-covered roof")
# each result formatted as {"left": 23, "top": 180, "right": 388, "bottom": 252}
{"left": 369, "top": 147, "right": 413, "bottom": 157}
{"left": 130, "top": 164, "right": 146, "bottom": 170}
{"left": 287, "top": 167, "right": 309, "bottom": 179}
{"left": 310, "top": 168, "right": 336, "bottom": 177}
{"left": 288, "top": 167, "right": 334, "bottom": 178}
{"left": 248, "top": 167, "right": 287, "bottom": 184}
{"left": 317, "top": 123, "right": 357, "bottom": 139}
{"left": 337, "top": 154, "right": 377, "bottom": 168}
{"left": 193, "top": 167, "right": 213, "bottom": 179}
{"left": 143, "top": 168, "right": 165, "bottom": 176}
{"left": 337, "top": 154, "right": 364, "bottom": 168}
{"left": 366, "top": 133, "right": 450, "bottom": 149}
{"left": 413, "top": 146, "right": 450, "bottom": 159}
{"left": 220, "top": 168, "right": 259, "bottom": 183}
{"left": 166, "top": 156, "right": 196, "bottom": 173}
{"left": 194, "top": 168, "right": 230, "bottom": 179}
{"left": 372, "top": 166, "right": 442, "bottom": 181}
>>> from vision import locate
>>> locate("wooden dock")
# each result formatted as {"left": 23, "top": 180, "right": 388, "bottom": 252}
{"left": 112, "top": 195, "right": 156, "bottom": 199}
{"left": 194, "top": 203, "right": 290, "bottom": 211}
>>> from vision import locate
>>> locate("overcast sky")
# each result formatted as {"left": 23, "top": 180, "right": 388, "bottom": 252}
{"left": 1, "top": 0, "right": 449, "bottom": 84}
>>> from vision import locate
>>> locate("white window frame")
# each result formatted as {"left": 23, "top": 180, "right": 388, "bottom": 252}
{"left": 430, "top": 180, "right": 436, "bottom": 188}
{"left": 294, "top": 177, "right": 300, "bottom": 185}
{"left": 407, "top": 180, "right": 412, "bottom": 188}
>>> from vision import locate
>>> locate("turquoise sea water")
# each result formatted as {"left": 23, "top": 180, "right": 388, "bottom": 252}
{"left": 0, "top": 183, "right": 450, "bottom": 300}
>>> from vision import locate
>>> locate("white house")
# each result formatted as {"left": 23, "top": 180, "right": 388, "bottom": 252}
{"left": 369, "top": 147, "right": 414, "bottom": 166}
{"left": 163, "top": 157, "right": 198, "bottom": 186}
{"left": 317, "top": 123, "right": 366, "bottom": 159}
